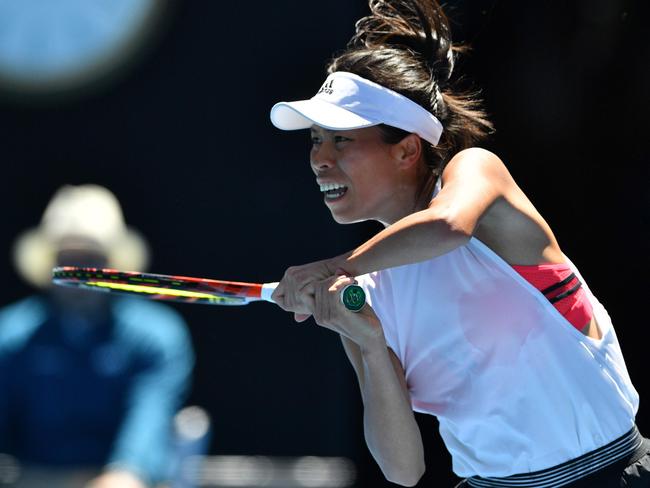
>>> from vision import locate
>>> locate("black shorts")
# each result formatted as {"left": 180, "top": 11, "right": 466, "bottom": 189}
{"left": 455, "top": 428, "right": 650, "bottom": 488}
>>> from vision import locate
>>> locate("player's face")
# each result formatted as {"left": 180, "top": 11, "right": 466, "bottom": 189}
{"left": 310, "top": 126, "right": 406, "bottom": 225}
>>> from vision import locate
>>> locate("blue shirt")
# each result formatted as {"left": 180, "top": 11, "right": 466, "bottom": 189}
{"left": 0, "top": 295, "right": 194, "bottom": 485}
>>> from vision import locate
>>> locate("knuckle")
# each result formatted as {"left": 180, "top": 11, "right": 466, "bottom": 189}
{"left": 286, "top": 265, "right": 303, "bottom": 279}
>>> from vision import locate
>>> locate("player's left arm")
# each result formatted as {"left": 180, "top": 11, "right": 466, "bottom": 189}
{"left": 273, "top": 148, "right": 510, "bottom": 318}
{"left": 341, "top": 147, "right": 510, "bottom": 276}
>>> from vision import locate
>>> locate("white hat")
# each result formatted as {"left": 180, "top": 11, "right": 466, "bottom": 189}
{"left": 13, "top": 184, "right": 150, "bottom": 288}
{"left": 270, "top": 71, "right": 443, "bottom": 146}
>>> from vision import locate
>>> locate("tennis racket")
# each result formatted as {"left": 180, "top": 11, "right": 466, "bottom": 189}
{"left": 51, "top": 266, "right": 366, "bottom": 311}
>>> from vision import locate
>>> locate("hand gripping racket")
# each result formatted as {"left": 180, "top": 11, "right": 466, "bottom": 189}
{"left": 52, "top": 266, "right": 366, "bottom": 311}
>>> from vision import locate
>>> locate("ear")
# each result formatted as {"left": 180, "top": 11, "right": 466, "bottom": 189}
{"left": 390, "top": 133, "right": 422, "bottom": 169}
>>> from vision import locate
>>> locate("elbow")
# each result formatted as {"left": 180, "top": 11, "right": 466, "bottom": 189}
{"left": 429, "top": 208, "right": 473, "bottom": 250}
{"left": 382, "top": 461, "right": 425, "bottom": 487}
{"left": 446, "top": 217, "right": 473, "bottom": 248}
{"left": 385, "top": 471, "right": 425, "bottom": 487}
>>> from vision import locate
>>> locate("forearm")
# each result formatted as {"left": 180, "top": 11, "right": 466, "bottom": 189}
{"left": 339, "top": 208, "right": 470, "bottom": 276}
{"left": 342, "top": 337, "right": 424, "bottom": 486}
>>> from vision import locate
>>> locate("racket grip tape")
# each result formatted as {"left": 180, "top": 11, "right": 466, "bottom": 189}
{"left": 340, "top": 284, "right": 366, "bottom": 312}
{"left": 263, "top": 282, "right": 365, "bottom": 312}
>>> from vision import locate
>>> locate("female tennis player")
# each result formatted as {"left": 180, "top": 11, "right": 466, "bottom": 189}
{"left": 269, "top": 1, "right": 648, "bottom": 487}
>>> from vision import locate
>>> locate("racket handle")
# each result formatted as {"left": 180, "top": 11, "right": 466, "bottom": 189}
{"left": 261, "top": 282, "right": 367, "bottom": 313}
{"left": 261, "top": 282, "right": 279, "bottom": 302}
{"left": 341, "top": 284, "right": 366, "bottom": 312}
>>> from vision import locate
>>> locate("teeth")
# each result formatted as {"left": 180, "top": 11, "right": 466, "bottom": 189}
{"left": 319, "top": 183, "right": 347, "bottom": 192}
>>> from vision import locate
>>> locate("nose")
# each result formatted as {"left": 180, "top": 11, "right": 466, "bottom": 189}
{"left": 310, "top": 142, "right": 336, "bottom": 172}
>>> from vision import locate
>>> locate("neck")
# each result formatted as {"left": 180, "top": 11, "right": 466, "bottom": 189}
{"left": 380, "top": 168, "right": 437, "bottom": 227}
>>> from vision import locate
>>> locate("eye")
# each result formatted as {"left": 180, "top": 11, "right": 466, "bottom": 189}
{"left": 310, "top": 134, "right": 322, "bottom": 146}
{"left": 334, "top": 135, "right": 351, "bottom": 144}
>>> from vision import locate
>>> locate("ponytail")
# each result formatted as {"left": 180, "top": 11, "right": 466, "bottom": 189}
{"left": 328, "top": 0, "right": 493, "bottom": 181}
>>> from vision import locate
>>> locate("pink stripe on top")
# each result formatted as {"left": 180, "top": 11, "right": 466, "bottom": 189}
{"left": 512, "top": 263, "right": 593, "bottom": 331}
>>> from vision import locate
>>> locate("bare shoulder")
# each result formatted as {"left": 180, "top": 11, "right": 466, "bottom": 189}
{"left": 435, "top": 148, "right": 517, "bottom": 214}
{"left": 443, "top": 149, "right": 565, "bottom": 265}
{"left": 449, "top": 146, "right": 501, "bottom": 164}
{"left": 442, "top": 147, "right": 514, "bottom": 189}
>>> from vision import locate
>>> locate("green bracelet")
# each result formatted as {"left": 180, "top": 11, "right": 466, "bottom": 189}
{"left": 340, "top": 284, "right": 366, "bottom": 312}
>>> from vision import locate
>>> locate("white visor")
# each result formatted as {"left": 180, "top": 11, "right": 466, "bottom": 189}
{"left": 270, "top": 71, "right": 443, "bottom": 146}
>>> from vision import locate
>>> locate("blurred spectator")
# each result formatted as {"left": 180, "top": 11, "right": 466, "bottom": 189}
{"left": 0, "top": 185, "right": 195, "bottom": 488}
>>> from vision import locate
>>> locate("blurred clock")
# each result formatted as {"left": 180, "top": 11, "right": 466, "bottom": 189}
{"left": 0, "top": 0, "right": 167, "bottom": 95}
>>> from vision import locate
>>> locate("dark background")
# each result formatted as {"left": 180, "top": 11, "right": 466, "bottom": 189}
{"left": 0, "top": 1, "right": 647, "bottom": 486}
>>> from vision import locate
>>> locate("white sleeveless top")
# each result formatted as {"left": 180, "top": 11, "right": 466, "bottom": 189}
{"left": 357, "top": 239, "right": 639, "bottom": 477}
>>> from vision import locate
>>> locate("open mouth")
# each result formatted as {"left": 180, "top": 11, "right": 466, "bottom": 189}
{"left": 320, "top": 183, "right": 348, "bottom": 200}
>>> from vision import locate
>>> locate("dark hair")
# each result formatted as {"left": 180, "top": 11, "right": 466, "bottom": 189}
{"left": 327, "top": 0, "right": 493, "bottom": 201}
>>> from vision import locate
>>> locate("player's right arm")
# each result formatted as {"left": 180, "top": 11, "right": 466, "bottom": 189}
{"left": 341, "top": 335, "right": 424, "bottom": 486}
{"left": 278, "top": 274, "right": 424, "bottom": 485}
